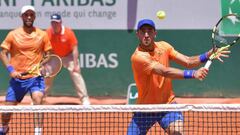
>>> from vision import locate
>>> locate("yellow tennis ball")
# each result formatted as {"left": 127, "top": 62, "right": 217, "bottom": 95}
{"left": 157, "top": 10, "right": 166, "bottom": 19}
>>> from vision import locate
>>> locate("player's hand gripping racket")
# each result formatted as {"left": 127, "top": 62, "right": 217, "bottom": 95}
{"left": 204, "top": 14, "right": 240, "bottom": 69}
{"left": 21, "top": 54, "right": 62, "bottom": 78}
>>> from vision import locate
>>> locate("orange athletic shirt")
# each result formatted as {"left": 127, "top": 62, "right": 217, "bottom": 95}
{"left": 131, "top": 41, "right": 179, "bottom": 104}
{"left": 1, "top": 27, "right": 52, "bottom": 79}
{"left": 46, "top": 26, "right": 77, "bottom": 57}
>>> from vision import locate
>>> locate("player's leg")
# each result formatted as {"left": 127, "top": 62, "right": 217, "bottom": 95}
{"left": 69, "top": 70, "right": 90, "bottom": 105}
{"left": 42, "top": 76, "right": 55, "bottom": 104}
{"left": 0, "top": 101, "right": 16, "bottom": 135}
{"left": 159, "top": 111, "right": 184, "bottom": 135}
{"left": 167, "top": 119, "right": 183, "bottom": 135}
{"left": 30, "top": 76, "right": 45, "bottom": 135}
{"left": 63, "top": 55, "right": 90, "bottom": 105}
{"left": 31, "top": 91, "right": 44, "bottom": 105}
{"left": 127, "top": 112, "right": 156, "bottom": 135}
{"left": 0, "top": 78, "right": 29, "bottom": 134}
{"left": 31, "top": 76, "right": 45, "bottom": 104}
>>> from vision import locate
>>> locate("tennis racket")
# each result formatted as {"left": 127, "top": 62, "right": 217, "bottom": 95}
{"left": 21, "top": 54, "right": 62, "bottom": 78}
{"left": 204, "top": 14, "right": 240, "bottom": 69}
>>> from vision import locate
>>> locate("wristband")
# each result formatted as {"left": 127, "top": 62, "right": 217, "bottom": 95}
{"left": 7, "top": 65, "right": 15, "bottom": 73}
{"left": 183, "top": 70, "right": 195, "bottom": 79}
{"left": 199, "top": 52, "right": 208, "bottom": 63}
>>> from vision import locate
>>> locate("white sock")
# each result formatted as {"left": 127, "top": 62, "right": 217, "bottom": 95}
{"left": 34, "top": 127, "right": 42, "bottom": 135}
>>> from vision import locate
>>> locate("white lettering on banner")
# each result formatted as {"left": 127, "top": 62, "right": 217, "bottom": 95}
{"left": 79, "top": 53, "right": 118, "bottom": 68}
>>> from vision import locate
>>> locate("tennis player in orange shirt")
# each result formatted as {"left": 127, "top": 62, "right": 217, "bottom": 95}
{"left": 0, "top": 5, "right": 52, "bottom": 135}
{"left": 44, "top": 14, "right": 90, "bottom": 105}
{"left": 127, "top": 19, "right": 230, "bottom": 135}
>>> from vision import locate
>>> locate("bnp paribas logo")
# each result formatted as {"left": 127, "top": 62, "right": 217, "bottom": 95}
{"left": 0, "top": 0, "right": 116, "bottom": 6}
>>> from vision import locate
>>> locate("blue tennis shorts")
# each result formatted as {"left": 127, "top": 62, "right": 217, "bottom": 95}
{"left": 5, "top": 76, "right": 45, "bottom": 102}
{"left": 127, "top": 110, "right": 183, "bottom": 135}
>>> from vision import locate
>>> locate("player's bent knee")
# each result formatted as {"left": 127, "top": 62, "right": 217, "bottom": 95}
{"left": 166, "top": 129, "right": 183, "bottom": 135}
{"left": 166, "top": 120, "right": 184, "bottom": 135}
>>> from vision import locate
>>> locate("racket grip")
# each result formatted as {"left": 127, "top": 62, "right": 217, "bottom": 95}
{"left": 204, "top": 60, "right": 212, "bottom": 69}
{"left": 21, "top": 72, "right": 28, "bottom": 76}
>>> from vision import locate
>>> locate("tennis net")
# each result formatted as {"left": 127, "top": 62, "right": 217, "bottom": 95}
{"left": 0, "top": 104, "right": 239, "bottom": 134}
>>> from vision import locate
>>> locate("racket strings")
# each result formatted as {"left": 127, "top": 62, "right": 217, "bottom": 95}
{"left": 204, "top": 14, "right": 240, "bottom": 69}
{"left": 213, "top": 14, "right": 240, "bottom": 48}
{"left": 40, "top": 56, "right": 62, "bottom": 77}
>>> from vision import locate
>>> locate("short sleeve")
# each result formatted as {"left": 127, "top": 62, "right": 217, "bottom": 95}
{"left": 168, "top": 47, "right": 179, "bottom": 60}
{"left": 131, "top": 52, "right": 157, "bottom": 75}
{"left": 43, "top": 31, "right": 52, "bottom": 52}
{"left": 159, "top": 41, "right": 179, "bottom": 60}
{"left": 68, "top": 28, "right": 78, "bottom": 47}
{"left": 1, "top": 32, "right": 13, "bottom": 50}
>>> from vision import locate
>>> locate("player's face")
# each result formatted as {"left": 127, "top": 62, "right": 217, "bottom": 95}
{"left": 51, "top": 21, "right": 62, "bottom": 34}
{"left": 137, "top": 25, "right": 156, "bottom": 47}
{"left": 21, "top": 10, "right": 36, "bottom": 28}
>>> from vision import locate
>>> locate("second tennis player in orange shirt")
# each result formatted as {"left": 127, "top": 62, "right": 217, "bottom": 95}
{"left": 127, "top": 19, "right": 230, "bottom": 135}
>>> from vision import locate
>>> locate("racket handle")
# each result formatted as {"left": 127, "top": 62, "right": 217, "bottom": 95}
{"left": 204, "top": 60, "right": 212, "bottom": 69}
{"left": 21, "top": 72, "right": 28, "bottom": 76}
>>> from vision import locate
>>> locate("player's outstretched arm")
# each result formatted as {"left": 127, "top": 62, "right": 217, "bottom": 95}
{"left": 173, "top": 50, "right": 230, "bottom": 69}
{"left": 152, "top": 63, "right": 208, "bottom": 80}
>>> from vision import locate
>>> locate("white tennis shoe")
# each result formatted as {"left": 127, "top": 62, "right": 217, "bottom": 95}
{"left": 82, "top": 98, "right": 91, "bottom": 105}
